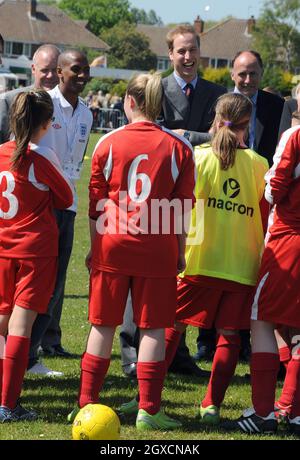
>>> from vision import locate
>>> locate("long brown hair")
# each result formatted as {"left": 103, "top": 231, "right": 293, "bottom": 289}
{"left": 211, "top": 93, "right": 252, "bottom": 170}
{"left": 126, "top": 73, "right": 162, "bottom": 122}
{"left": 10, "top": 90, "right": 53, "bottom": 170}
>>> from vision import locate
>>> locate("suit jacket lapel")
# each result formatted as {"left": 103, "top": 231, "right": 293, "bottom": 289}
{"left": 165, "top": 74, "right": 190, "bottom": 121}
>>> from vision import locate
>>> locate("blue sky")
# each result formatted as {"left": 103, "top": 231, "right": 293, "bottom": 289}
{"left": 129, "top": 0, "right": 265, "bottom": 24}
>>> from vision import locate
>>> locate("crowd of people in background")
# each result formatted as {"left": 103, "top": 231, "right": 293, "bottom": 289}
{"left": 84, "top": 90, "right": 125, "bottom": 131}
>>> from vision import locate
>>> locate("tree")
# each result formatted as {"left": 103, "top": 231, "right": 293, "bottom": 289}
{"left": 252, "top": 0, "right": 300, "bottom": 72}
{"left": 131, "top": 7, "right": 163, "bottom": 26}
{"left": 57, "top": 0, "right": 133, "bottom": 35}
{"left": 101, "top": 21, "right": 157, "bottom": 70}
{"left": 202, "top": 68, "right": 232, "bottom": 88}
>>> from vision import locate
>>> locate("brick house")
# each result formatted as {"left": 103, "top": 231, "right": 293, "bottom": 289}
{"left": 0, "top": 0, "right": 109, "bottom": 85}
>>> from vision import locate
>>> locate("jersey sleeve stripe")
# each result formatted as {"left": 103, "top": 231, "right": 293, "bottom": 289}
{"left": 103, "top": 145, "right": 113, "bottom": 181}
{"left": 28, "top": 164, "right": 49, "bottom": 191}
{"left": 29, "top": 143, "right": 73, "bottom": 197}
{"left": 171, "top": 147, "right": 179, "bottom": 183}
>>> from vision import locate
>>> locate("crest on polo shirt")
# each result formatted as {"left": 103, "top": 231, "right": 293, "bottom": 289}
{"left": 80, "top": 123, "right": 87, "bottom": 138}
{"left": 51, "top": 117, "right": 62, "bottom": 129}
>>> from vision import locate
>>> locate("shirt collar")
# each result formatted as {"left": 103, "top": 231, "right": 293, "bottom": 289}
{"left": 52, "top": 85, "right": 74, "bottom": 110}
{"left": 234, "top": 87, "right": 258, "bottom": 105}
{"left": 173, "top": 71, "right": 198, "bottom": 90}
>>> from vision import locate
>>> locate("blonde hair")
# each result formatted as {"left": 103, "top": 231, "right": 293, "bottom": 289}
{"left": 211, "top": 93, "right": 252, "bottom": 170}
{"left": 10, "top": 90, "right": 53, "bottom": 170}
{"left": 126, "top": 73, "right": 162, "bottom": 122}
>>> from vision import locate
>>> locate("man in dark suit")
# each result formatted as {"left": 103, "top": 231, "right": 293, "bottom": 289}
{"left": 120, "top": 25, "right": 226, "bottom": 379}
{"left": 278, "top": 84, "right": 299, "bottom": 139}
{"left": 161, "top": 24, "right": 226, "bottom": 146}
{"left": 231, "top": 50, "right": 284, "bottom": 166}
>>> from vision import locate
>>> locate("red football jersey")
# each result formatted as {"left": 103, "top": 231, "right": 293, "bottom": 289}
{"left": 0, "top": 141, "right": 73, "bottom": 257}
{"left": 89, "top": 121, "right": 195, "bottom": 278}
{"left": 265, "top": 126, "right": 300, "bottom": 236}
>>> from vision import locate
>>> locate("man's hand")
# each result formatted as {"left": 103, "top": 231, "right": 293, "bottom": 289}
{"left": 173, "top": 129, "right": 185, "bottom": 136}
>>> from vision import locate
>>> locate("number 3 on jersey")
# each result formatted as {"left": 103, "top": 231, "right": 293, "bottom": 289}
{"left": 0, "top": 171, "right": 19, "bottom": 219}
{"left": 128, "top": 154, "right": 151, "bottom": 203}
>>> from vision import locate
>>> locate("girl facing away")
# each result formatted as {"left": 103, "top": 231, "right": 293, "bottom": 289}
{"left": 0, "top": 90, "right": 73, "bottom": 422}
{"left": 120, "top": 92, "right": 269, "bottom": 426}
{"left": 68, "top": 73, "right": 195, "bottom": 432}
{"left": 225, "top": 110, "right": 300, "bottom": 436}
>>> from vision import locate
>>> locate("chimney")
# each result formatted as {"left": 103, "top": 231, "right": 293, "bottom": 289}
{"left": 194, "top": 16, "right": 204, "bottom": 35}
{"left": 29, "top": 0, "right": 37, "bottom": 19}
{"left": 247, "top": 15, "right": 256, "bottom": 35}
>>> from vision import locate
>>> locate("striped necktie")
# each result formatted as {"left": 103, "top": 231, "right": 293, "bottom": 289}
{"left": 184, "top": 83, "right": 194, "bottom": 104}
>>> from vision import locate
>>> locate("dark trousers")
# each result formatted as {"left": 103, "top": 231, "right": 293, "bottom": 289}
{"left": 119, "top": 293, "right": 139, "bottom": 366}
{"left": 28, "top": 210, "right": 75, "bottom": 367}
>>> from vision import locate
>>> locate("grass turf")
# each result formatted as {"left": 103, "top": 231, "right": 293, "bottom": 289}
{"left": 0, "top": 134, "right": 296, "bottom": 441}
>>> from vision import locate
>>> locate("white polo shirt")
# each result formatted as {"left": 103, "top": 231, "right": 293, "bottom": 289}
{"left": 40, "top": 85, "right": 93, "bottom": 212}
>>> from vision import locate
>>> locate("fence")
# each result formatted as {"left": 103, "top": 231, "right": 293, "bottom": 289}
{"left": 91, "top": 108, "right": 127, "bottom": 132}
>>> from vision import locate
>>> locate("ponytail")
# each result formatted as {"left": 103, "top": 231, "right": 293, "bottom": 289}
{"left": 126, "top": 73, "right": 162, "bottom": 122}
{"left": 211, "top": 93, "right": 252, "bottom": 170}
{"left": 10, "top": 90, "right": 53, "bottom": 170}
{"left": 212, "top": 126, "right": 238, "bottom": 170}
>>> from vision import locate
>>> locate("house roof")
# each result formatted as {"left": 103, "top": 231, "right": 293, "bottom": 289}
{"left": 0, "top": 0, "right": 109, "bottom": 51}
{"left": 137, "top": 18, "right": 253, "bottom": 62}
{"left": 136, "top": 24, "right": 171, "bottom": 58}
{"left": 200, "top": 18, "right": 253, "bottom": 60}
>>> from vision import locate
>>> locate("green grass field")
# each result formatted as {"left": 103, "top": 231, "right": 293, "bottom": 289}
{"left": 0, "top": 134, "right": 296, "bottom": 441}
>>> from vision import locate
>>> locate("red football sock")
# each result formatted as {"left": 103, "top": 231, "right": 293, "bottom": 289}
{"left": 202, "top": 334, "right": 240, "bottom": 408}
{"left": 278, "top": 356, "right": 298, "bottom": 410}
{"left": 251, "top": 352, "right": 279, "bottom": 417}
{"left": 282, "top": 358, "right": 300, "bottom": 418}
{"left": 1, "top": 335, "right": 30, "bottom": 409}
{"left": 165, "top": 328, "right": 182, "bottom": 370}
{"left": 137, "top": 361, "right": 166, "bottom": 415}
{"left": 0, "top": 335, "right": 5, "bottom": 401}
{"left": 278, "top": 345, "right": 291, "bottom": 371}
{"left": 78, "top": 352, "right": 110, "bottom": 408}
{"left": 129, "top": 328, "right": 179, "bottom": 407}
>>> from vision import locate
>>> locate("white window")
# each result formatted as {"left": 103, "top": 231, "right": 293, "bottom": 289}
{"left": 24, "top": 43, "right": 31, "bottom": 57}
{"left": 4, "top": 41, "right": 12, "bottom": 55}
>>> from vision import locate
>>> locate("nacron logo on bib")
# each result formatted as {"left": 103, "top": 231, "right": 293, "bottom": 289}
{"left": 223, "top": 178, "right": 240, "bottom": 199}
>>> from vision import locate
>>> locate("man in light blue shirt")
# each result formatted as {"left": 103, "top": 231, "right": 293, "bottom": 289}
{"left": 231, "top": 50, "right": 283, "bottom": 165}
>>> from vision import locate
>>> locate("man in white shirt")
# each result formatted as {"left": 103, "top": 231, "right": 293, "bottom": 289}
{"left": 28, "top": 50, "right": 92, "bottom": 375}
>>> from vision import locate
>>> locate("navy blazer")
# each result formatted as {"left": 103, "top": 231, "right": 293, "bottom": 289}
{"left": 255, "top": 89, "right": 284, "bottom": 166}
